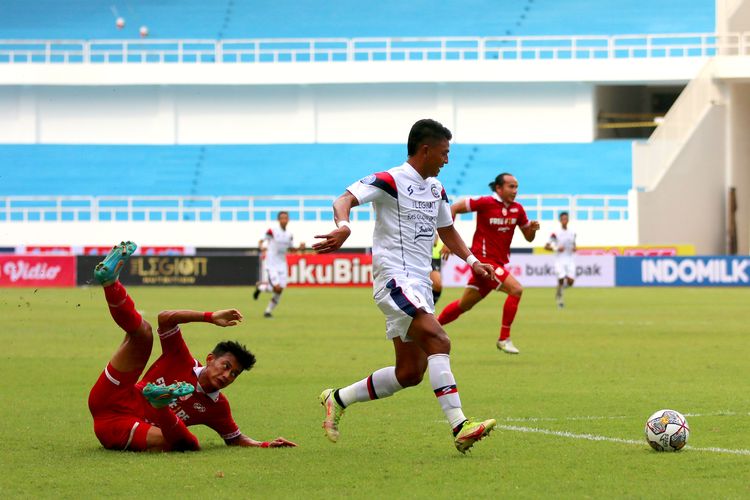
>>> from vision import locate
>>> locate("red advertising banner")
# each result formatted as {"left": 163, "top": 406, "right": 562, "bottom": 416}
{"left": 82, "top": 246, "right": 193, "bottom": 256}
{"left": 286, "top": 253, "right": 373, "bottom": 287}
{"left": 16, "top": 245, "right": 73, "bottom": 255}
{"left": 15, "top": 245, "right": 193, "bottom": 256}
{"left": 543, "top": 245, "right": 695, "bottom": 257}
{"left": 0, "top": 256, "right": 76, "bottom": 287}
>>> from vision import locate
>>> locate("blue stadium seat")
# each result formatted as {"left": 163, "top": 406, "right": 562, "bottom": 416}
{"left": 0, "top": 142, "right": 631, "bottom": 197}
{"left": 0, "top": 0, "right": 714, "bottom": 40}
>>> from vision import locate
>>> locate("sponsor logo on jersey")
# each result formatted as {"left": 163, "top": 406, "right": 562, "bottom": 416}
{"left": 489, "top": 217, "right": 518, "bottom": 226}
{"left": 407, "top": 184, "right": 426, "bottom": 196}
{"left": 509, "top": 207, "right": 519, "bottom": 213}
{"left": 502, "top": 208, "right": 507, "bottom": 216}
{"left": 412, "top": 200, "right": 437, "bottom": 210}
{"left": 414, "top": 222, "right": 434, "bottom": 241}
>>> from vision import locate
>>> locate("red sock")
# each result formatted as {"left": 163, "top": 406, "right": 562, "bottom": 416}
{"left": 438, "top": 300, "right": 464, "bottom": 325}
{"left": 499, "top": 294, "right": 521, "bottom": 341}
{"left": 103, "top": 281, "right": 142, "bottom": 333}
{"left": 151, "top": 407, "right": 200, "bottom": 451}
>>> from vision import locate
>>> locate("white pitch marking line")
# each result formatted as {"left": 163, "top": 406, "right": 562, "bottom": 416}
{"left": 499, "top": 425, "right": 750, "bottom": 456}
{"left": 501, "top": 411, "right": 750, "bottom": 423}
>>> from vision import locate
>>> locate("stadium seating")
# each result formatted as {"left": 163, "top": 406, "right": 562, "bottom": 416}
{"left": 0, "top": 142, "right": 631, "bottom": 197}
{"left": 0, "top": 0, "right": 714, "bottom": 40}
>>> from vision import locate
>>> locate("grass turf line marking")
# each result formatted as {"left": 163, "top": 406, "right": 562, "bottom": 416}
{"left": 499, "top": 425, "right": 750, "bottom": 456}
{"left": 501, "top": 411, "right": 750, "bottom": 423}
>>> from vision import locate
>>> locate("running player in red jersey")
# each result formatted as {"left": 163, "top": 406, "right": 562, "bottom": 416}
{"left": 88, "top": 241, "right": 297, "bottom": 451}
{"left": 437, "top": 173, "right": 540, "bottom": 354}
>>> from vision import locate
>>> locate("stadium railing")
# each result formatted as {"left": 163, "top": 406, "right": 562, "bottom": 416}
{"left": 0, "top": 33, "right": 739, "bottom": 64}
{"left": 0, "top": 194, "right": 629, "bottom": 222}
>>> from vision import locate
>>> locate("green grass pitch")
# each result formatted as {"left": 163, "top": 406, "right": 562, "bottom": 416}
{"left": 1, "top": 285, "right": 749, "bottom": 498}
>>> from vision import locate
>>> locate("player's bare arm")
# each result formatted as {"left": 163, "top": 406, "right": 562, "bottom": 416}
{"left": 437, "top": 225, "right": 495, "bottom": 280}
{"left": 440, "top": 243, "right": 452, "bottom": 259}
{"left": 312, "top": 191, "right": 358, "bottom": 254}
{"left": 544, "top": 235, "right": 556, "bottom": 252}
{"left": 442, "top": 199, "right": 473, "bottom": 258}
{"left": 226, "top": 434, "right": 298, "bottom": 448}
{"left": 521, "top": 221, "right": 541, "bottom": 242}
{"left": 157, "top": 309, "right": 243, "bottom": 330}
{"left": 450, "top": 199, "right": 471, "bottom": 219}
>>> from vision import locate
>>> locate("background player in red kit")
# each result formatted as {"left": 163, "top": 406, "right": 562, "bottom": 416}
{"left": 438, "top": 173, "right": 540, "bottom": 354}
{"left": 88, "top": 241, "right": 297, "bottom": 452}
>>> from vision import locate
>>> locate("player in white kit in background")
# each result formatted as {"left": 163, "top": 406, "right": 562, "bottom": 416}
{"left": 313, "top": 119, "right": 498, "bottom": 453}
{"left": 254, "top": 211, "right": 304, "bottom": 318}
{"left": 544, "top": 211, "right": 577, "bottom": 308}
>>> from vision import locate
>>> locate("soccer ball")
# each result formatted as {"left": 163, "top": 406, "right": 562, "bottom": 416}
{"left": 644, "top": 409, "right": 690, "bottom": 452}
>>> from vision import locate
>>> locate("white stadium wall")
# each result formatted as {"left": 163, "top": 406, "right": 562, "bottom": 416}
{"left": 633, "top": 54, "right": 750, "bottom": 255}
{"left": 0, "top": 219, "right": 636, "bottom": 249}
{"left": 717, "top": 0, "right": 750, "bottom": 34}
{"left": 728, "top": 82, "right": 750, "bottom": 254}
{"left": 636, "top": 106, "right": 727, "bottom": 254}
{"left": 0, "top": 82, "right": 595, "bottom": 144}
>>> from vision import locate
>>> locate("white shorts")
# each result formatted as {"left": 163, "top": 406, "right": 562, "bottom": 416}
{"left": 555, "top": 258, "right": 576, "bottom": 280}
{"left": 373, "top": 277, "right": 434, "bottom": 342}
{"left": 264, "top": 263, "right": 288, "bottom": 288}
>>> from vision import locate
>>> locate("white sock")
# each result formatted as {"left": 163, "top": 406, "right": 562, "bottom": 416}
{"left": 428, "top": 353, "right": 466, "bottom": 430}
{"left": 337, "top": 367, "right": 403, "bottom": 407}
{"left": 265, "top": 293, "right": 281, "bottom": 314}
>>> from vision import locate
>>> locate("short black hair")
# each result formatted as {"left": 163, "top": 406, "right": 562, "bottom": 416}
{"left": 407, "top": 119, "right": 452, "bottom": 156}
{"left": 489, "top": 172, "right": 513, "bottom": 191}
{"left": 212, "top": 341, "right": 256, "bottom": 371}
{"left": 277, "top": 211, "right": 289, "bottom": 219}
{"left": 559, "top": 211, "right": 569, "bottom": 219}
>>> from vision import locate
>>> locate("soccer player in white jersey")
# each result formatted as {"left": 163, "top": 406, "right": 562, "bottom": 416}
{"left": 544, "top": 211, "right": 577, "bottom": 308}
{"left": 254, "top": 211, "right": 304, "bottom": 318}
{"left": 313, "top": 119, "right": 498, "bottom": 453}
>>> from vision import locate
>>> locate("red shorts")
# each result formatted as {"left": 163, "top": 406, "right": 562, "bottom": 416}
{"left": 466, "top": 262, "right": 510, "bottom": 298}
{"left": 88, "top": 363, "right": 152, "bottom": 451}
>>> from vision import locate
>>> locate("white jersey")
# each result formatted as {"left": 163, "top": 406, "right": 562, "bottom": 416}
{"left": 263, "top": 224, "right": 294, "bottom": 268}
{"left": 548, "top": 227, "right": 576, "bottom": 259}
{"left": 347, "top": 162, "right": 453, "bottom": 292}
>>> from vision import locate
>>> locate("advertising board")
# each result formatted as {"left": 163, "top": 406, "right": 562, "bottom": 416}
{"left": 441, "top": 254, "right": 615, "bottom": 287}
{"left": 0, "top": 255, "right": 76, "bottom": 287}
{"left": 615, "top": 256, "right": 750, "bottom": 286}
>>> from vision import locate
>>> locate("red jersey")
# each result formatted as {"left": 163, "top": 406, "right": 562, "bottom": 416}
{"left": 466, "top": 193, "right": 530, "bottom": 265}
{"left": 135, "top": 326, "right": 241, "bottom": 441}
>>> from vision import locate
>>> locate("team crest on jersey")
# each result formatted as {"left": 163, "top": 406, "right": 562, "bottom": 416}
{"left": 430, "top": 184, "right": 440, "bottom": 198}
{"left": 361, "top": 174, "right": 376, "bottom": 185}
{"left": 414, "top": 222, "right": 434, "bottom": 241}
{"left": 193, "top": 402, "right": 206, "bottom": 413}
